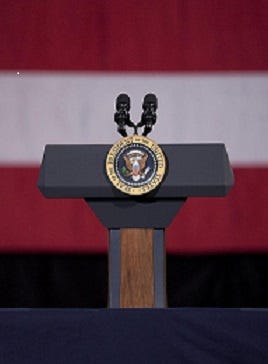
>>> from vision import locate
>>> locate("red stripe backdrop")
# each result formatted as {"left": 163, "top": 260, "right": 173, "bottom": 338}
{"left": 0, "top": 167, "right": 267, "bottom": 254}
{"left": 1, "top": 0, "right": 268, "bottom": 70}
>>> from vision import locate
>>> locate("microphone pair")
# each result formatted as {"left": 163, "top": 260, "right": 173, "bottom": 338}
{"left": 114, "top": 93, "right": 158, "bottom": 137}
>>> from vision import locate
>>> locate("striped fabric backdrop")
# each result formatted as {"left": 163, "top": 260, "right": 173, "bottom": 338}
{"left": 0, "top": 1, "right": 267, "bottom": 254}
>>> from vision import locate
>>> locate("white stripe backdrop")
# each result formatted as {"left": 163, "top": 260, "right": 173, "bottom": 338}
{"left": 0, "top": 72, "right": 267, "bottom": 164}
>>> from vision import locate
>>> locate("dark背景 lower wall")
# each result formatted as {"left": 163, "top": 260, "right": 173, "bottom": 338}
{"left": 0, "top": 254, "right": 267, "bottom": 308}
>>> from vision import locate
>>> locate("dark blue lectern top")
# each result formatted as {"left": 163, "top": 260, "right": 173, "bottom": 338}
{"left": 38, "top": 144, "right": 233, "bottom": 199}
{"left": 0, "top": 308, "right": 267, "bottom": 364}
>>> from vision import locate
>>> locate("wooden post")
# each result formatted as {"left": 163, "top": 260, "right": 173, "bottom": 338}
{"left": 120, "top": 229, "right": 154, "bottom": 308}
{"left": 109, "top": 228, "right": 166, "bottom": 308}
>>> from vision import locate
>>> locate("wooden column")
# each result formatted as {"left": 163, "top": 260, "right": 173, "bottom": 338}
{"left": 120, "top": 229, "right": 154, "bottom": 308}
{"left": 109, "top": 228, "right": 166, "bottom": 308}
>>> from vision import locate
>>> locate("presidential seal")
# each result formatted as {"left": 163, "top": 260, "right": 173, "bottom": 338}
{"left": 106, "top": 135, "right": 166, "bottom": 196}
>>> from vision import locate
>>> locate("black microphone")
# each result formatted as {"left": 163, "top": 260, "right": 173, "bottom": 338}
{"left": 114, "top": 94, "right": 136, "bottom": 137}
{"left": 137, "top": 93, "right": 158, "bottom": 136}
{"left": 143, "top": 93, "right": 158, "bottom": 111}
{"left": 116, "top": 93, "right": 130, "bottom": 112}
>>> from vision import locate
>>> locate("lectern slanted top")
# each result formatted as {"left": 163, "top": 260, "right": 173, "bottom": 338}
{"left": 38, "top": 143, "right": 233, "bottom": 227}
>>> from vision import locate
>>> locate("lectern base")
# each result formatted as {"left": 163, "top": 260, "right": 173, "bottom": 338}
{"left": 109, "top": 229, "right": 166, "bottom": 308}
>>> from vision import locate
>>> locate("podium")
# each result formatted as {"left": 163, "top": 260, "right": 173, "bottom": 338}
{"left": 38, "top": 143, "right": 233, "bottom": 308}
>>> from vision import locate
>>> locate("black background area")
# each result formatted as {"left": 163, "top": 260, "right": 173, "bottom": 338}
{"left": 0, "top": 254, "right": 268, "bottom": 308}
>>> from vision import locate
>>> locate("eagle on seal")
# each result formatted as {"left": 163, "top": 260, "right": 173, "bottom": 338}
{"left": 123, "top": 150, "right": 148, "bottom": 182}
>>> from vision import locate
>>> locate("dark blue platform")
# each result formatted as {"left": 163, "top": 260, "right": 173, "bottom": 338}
{"left": 0, "top": 309, "right": 267, "bottom": 364}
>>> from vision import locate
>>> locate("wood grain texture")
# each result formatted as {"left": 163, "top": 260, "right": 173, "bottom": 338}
{"left": 120, "top": 229, "right": 154, "bottom": 308}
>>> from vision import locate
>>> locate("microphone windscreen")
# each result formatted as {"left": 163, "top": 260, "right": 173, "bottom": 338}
{"left": 116, "top": 94, "right": 130, "bottom": 111}
{"left": 143, "top": 94, "right": 158, "bottom": 109}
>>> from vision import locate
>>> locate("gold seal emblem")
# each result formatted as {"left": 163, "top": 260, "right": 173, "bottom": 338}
{"left": 106, "top": 135, "right": 166, "bottom": 196}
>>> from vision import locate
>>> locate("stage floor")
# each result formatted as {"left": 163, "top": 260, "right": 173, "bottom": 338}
{"left": 0, "top": 308, "right": 267, "bottom": 363}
